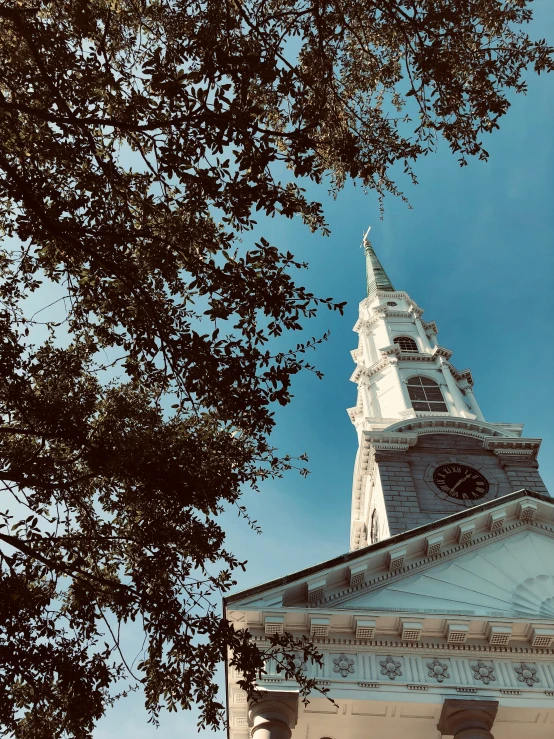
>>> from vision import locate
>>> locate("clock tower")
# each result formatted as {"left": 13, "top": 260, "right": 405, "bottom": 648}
{"left": 347, "top": 233, "right": 547, "bottom": 550}
{"left": 225, "top": 232, "right": 554, "bottom": 739}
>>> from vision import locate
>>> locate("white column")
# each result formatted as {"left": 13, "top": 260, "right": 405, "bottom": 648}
{"left": 426, "top": 330, "right": 438, "bottom": 348}
{"left": 460, "top": 382, "right": 485, "bottom": 421}
{"left": 381, "top": 317, "right": 393, "bottom": 346}
{"left": 441, "top": 362, "right": 463, "bottom": 417}
{"left": 360, "top": 331, "right": 374, "bottom": 366}
{"left": 249, "top": 695, "right": 298, "bottom": 739}
{"left": 360, "top": 382, "right": 372, "bottom": 418}
{"left": 414, "top": 318, "right": 429, "bottom": 351}
{"left": 389, "top": 359, "right": 411, "bottom": 413}
{"left": 368, "top": 380, "right": 382, "bottom": 418}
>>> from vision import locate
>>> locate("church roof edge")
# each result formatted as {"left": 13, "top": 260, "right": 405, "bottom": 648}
{"left": 224, "top": 489, "right": 552, "bottom": 607}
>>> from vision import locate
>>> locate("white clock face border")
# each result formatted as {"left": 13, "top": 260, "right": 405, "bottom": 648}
{"left": 433, "top": 462, "right": 489, "bottom": 501}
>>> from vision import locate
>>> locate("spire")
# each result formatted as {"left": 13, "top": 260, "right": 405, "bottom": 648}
{"left": 362, "top": 227, "right": 394, "bottom": 296}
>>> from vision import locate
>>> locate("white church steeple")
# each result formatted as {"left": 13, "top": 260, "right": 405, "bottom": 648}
{"left": 349, "top": 230, "right": 484, "bottom": 433}
{"left": 348, "top": 235, "right": 545, "bottom": 551}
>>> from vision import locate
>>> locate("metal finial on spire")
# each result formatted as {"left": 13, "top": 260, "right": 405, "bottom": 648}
{"left": 361, "top": 226, "right": 394, "bottom": 297}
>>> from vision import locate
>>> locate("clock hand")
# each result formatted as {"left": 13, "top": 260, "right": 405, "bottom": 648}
{"left": 449, "top": 473, "right": 472, "bottom": 493}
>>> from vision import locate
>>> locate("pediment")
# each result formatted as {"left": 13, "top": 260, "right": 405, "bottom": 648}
{"left": 336, "top": 528, "right": 554, "bottom": 618}
{"left": 226, "top": 492, "right": 554, "bottom": 622}
{"left": 231, "top": 527, "right": 554, "bottom": 620}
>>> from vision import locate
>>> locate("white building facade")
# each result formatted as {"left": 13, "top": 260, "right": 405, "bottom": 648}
{"left": 225, "top": 239, "right": 553, "bottom": 739}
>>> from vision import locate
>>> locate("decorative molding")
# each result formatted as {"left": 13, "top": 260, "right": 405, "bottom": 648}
{"left": 426, "top": 658, "right": 450, "bottom": 682}
{"left": 514, "top": 662, "right": 540, "bottom": 687}
{"left": 251, "top": 633, "right": 554, "bottom": 657}
{"left": 333, "top": 654, "right": 355, "bottom": 677}
{"left": 471, "top": 661, "right": 496, "bottom": 684}
{"left": 379, "top": 656, "right": 402, "bottom": 679}
{"left": 292, "top": 653, "right": 308, "bottom": 672}
{"left": 498, "top": 455, "right": 540, "bottom": 469}
{"left": 448, "top": 363, "right": 474, "bottom": 386}
{"left": 383, "top": 417, "right": 520, "bottom": 440}
{"left": 421, "top": 320, "right": 438, "bottom": 336}
{"left": 519, "top": 501, "right": 538, "bottom": 521}
{"left": 432, "top": 345, "right": 453, "bottom": 360}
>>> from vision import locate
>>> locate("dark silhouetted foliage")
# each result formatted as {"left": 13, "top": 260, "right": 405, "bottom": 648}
{"left": 0, "top": 0, "right": 551, "bottom": 735}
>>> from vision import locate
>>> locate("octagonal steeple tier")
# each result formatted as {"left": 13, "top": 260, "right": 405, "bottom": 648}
{"left": 347, "top": 234, "right": 547, "bottom": 551}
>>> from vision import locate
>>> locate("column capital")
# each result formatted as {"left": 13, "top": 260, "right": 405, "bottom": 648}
{"left": 438, "top": 699, "right": 498, "bottom": 739}
{"left": 248, "top": 691, "right": 299, "bottom": 739}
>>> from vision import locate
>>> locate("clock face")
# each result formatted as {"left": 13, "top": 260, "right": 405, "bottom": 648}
{"left": 433, "top": 463, "right": 489, "bottom": 501}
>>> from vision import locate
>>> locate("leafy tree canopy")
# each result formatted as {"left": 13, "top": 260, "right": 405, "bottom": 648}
{"left": 0, "top": 0, "right": 551, "bottom": 735}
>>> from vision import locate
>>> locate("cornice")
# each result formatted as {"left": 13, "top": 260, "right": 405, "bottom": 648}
{"left": 485, "top": 438, "right": 541, "bottom": 453}
{"left": 433, "top": 345, "right": 453, "bottom": 360}
{"left": 448, "top": 363, "right": 474, "bottom": 386}
{"left": 383, "top": 417, "right": 521, "bottom": 439}
{"left": 360, "top": 430, "right": 418, "bottom": 454}
{"left": 381, "top": 345, "right": 438, "bottom": 363}
{"left": 421, "top": 319, "right": 438, "bottom": 336}
{"left": 374, "top": 290, "right": 424, "bottom": 316}
{"left": 250, "top": 633, "right": 554, "bottom": 658}
{"left": 350, "top": 356, "right": 390, "bottom": 383}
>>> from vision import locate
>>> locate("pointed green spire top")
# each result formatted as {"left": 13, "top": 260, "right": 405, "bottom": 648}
{"left": 362, "top": 227, "right": 394, "bottom": 296}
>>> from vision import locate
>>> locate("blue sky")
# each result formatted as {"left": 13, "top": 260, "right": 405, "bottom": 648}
{"left": 94, "top": 4, "right": 554, "bottom": 736}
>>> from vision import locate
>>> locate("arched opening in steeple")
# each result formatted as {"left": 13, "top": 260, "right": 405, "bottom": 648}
{"left": 407, "top": 376, "right": 448, "bottom": 412}
{"left": 394, "top": 335, "right": 418, "bottom": 352}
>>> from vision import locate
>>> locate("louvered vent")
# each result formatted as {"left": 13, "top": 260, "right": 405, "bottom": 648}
{"left": 356, "top": 626, "right": 375, "bottom": 638}
{"left": 388, "top": 548, "right": 406, "bottom": 571}
{"left": 486, "top": 623, "right": 511, "bottom": 646}
{"left": 310, "top": 618, "right": 330, "bottom": 637}
{"left": 308, "top": 587, "right": 324, "bottom": 603}
{"left": 355, "top": 619, "right": 376, "bottom": 639}
{"left": 307, "top": 579, "right": 326, "bottom": 603}
{"left": 518, "top": 501, "right": 538, "bottom": 521}
{"left": 401, "top": 621, "right": 422, "bottom": 642}
{"left": 349, "top": 564, "right": 367, "bottom": 588}
{"left": 489, "top": 632, "right": 510, "bottom": 645}
{"left": 530, "top": 627, "right": 554, "bottom": 648}
{"left": 265, "top": 623, "right": 283, "bottom": 635}
{"left": 311, "top": 625, "right": 328, "bottom": 637}
{"left": 264, "top": 616, "right": 284, "bottom": 636}
{"left": 425, "top": 534, "right": 443, "bottom": 557}
{"left": 457, "top": 523, "right": 475, "bottom": 544}
{"left": 446, "top": 623, "right": 469, "bottom": 643}
{"left": 489, "top": 510, "right": 506, "bottom": 532}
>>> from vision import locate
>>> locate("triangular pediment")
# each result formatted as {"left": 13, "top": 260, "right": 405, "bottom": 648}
{"left": 335, "top": 528, "right": 554, "bottom": 618}
{"left": 226, "top": 492, "right": 554, "bottom": 622}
